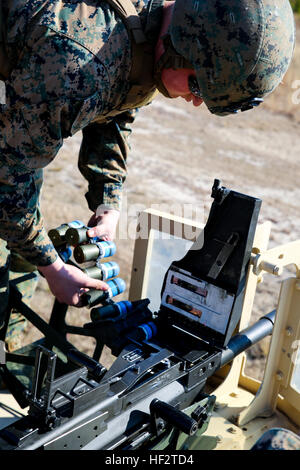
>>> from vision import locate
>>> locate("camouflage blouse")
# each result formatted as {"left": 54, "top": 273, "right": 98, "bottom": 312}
{"left": 0, "top": 0, "right": 153, "bottom": 266}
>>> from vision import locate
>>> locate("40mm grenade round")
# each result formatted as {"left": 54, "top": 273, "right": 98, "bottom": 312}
{"left": 65, "top": 227, "right": 89, "bottom": 245}
{"left": 83, "top": 261, "right": 120, "bottom": 281}
{"left": 48, "top": 224, "right": 70, "bottom": 246}
{"left": 90, "top": 300, "right": 133, "bottom": 321}
{"left": 82, "top": 278, "right": 126, "bottom": 307}
{"left": 74, "top": 240, "right": 116, "bottom": 263}
{"left": 49, "top": 220, "right": 86, "bottom": 246}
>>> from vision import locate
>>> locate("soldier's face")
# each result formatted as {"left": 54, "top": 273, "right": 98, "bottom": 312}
{"left": 161, "top": 68, "right": 203, "bottom": 107}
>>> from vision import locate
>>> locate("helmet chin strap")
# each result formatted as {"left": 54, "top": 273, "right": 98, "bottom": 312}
{"left": 153, "top": 55, "right": 173, "bottom": 98}
{"left": 154, "top": 33, "right": 193, "bottom": 98}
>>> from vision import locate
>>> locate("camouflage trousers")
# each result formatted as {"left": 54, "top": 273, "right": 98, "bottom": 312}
{"left": 0, "top": 239, "right": 38, "bottom": 352}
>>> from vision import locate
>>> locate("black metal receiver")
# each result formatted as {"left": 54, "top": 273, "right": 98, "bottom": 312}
{"left": 0, "top": 180, "right": 270, "bottom": 451}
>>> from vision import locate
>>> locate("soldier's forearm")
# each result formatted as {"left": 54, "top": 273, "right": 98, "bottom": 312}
{"left": 2, "top": 225, "right": 58, "bottom": 268}
{"left": 38, "top": 256, "right": 65, "bottom": 276}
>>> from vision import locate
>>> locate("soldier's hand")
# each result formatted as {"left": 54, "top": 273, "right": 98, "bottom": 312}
{"left": 87, "top": 207, "right": 120, "bottom": 241}
{"left": 38, "top": 258, "right": 109, "bottom": 306}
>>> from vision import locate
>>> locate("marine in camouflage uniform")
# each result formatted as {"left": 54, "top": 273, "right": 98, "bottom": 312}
{"left": 0, "top": 0, "right": 295, "bottom": 351}
{"left": 0, "top": 0, "right": 160, "bottom": 349}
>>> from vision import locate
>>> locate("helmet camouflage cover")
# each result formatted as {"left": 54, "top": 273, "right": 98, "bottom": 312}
{"left": 170, "top": 0, "right": 295, "bottom": 115}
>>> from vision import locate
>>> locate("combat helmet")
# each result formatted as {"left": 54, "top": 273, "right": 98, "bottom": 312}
{"left": 158, "top": 0, "right": 295, "bottom": 115}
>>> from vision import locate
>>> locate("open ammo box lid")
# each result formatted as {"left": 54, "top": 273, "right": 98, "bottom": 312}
{"left": 158, "top": 180, "right": 262, "bottom": 349}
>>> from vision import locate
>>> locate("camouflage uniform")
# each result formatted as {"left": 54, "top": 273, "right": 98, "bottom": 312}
{"left": 251, "top": 428, "right": 300, "bottom": 451}
{"left": 0, "top": 0, "right": 294, "bottom": 348}
{"left": 0, "top": 0, "right": 161, "bottom": 344}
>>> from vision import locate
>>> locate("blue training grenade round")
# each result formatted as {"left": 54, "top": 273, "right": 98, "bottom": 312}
{"left": 91, "top": 300, "right": 133, "bottom": 321}
{"left": 83, "top": 261, "right": 120, "bottom": 281}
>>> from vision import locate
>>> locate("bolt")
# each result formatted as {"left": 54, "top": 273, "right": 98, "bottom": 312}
{"left": 157, "top": 419, "right": 165, "bottom": 432}
{"left": 273, "top": 265, "right": 281, "bottom": 275}
{"left": 260, "top": 261, "right": 283, "bottom": 276}
{"left": 276, "top": 370, "right": 284, "bottom": 381}
{"left": 285, "top": 326, "right": 293, "bottom": 336}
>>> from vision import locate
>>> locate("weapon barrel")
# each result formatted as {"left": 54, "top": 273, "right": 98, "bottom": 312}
{"left": 220, "top": 309, "right": 276, "bottom": 367}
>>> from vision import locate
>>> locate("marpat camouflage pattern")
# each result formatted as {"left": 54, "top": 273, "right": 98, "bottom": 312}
{"left": 170, "top": 0, "right": 295, "bottom": 115}
{"left": 0, "top": 0, "right": 153, "bottom": 331}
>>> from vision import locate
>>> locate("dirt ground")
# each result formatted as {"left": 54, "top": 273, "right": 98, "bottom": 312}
{"left": 20, "top": 20, "right": 300, "bottom": 382}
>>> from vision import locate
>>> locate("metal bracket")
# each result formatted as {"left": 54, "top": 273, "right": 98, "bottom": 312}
{"left": 251, "top": 240, "right": 300, "bottom": 278}
{"left": 208, "top": 232, "right": 239, "bottom": 279}
{"left": 29, "top": 345, "right": 57, "bottom": 411}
